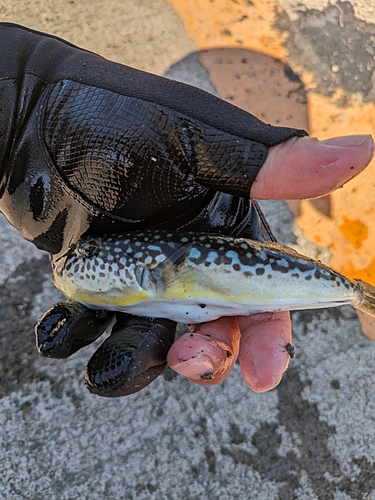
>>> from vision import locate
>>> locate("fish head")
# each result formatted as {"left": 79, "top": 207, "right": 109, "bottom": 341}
{"left": 52, "top": 235, "right": 148, "bottom": 307}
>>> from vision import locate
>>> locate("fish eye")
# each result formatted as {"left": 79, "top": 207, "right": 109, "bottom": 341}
{"left": 77, "top": 238, "right": 100, "bottom": 258}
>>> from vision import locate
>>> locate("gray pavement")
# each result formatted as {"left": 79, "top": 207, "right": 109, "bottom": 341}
{"left": 1, "top": 1, "right": 375, "bottom": 499}
{"left": 2, "top": 203, "right": 375, "bottom": 500}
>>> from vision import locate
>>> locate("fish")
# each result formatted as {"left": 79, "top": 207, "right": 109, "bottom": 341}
{"left": 52, "top": 230, "right": 375, "bottom": 324}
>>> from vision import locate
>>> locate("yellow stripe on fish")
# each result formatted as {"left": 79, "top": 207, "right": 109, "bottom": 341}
{"left": 52, "top": 230, "right": 375, "bottom": 324}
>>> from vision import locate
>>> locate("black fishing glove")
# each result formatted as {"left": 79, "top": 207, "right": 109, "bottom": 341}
{"left": 0, "top": 23, "right": 307, "bottom": 396}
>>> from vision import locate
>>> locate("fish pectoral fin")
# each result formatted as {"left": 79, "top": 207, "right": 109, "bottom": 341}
{"left": 135, "top": 244, "right": 192, "bottom": 297}
{"left": 160, "top": 267, "right": 198, "bottom": 298}
{"left": 158, "top": 258, "right": 199, "bottom": 299}
{"left": 135, "top": 266, "right": 165, "bottom": 296}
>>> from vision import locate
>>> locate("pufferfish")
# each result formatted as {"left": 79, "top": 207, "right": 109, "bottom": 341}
{"left": 51, "top": 229, "right": 375, "bottom": 323}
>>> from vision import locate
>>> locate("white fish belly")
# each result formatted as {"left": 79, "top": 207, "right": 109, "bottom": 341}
{"left": 83, "top": 295, "right": 355, "bottom": 324}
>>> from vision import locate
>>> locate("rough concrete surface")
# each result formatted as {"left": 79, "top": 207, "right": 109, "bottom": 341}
{"left": 1, "top": 1, "right": 375, "bottom": 499}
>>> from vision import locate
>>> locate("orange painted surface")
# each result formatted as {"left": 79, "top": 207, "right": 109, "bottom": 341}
{"left": 168, "top": 0, "right": 375, "bottom": 333}
{"left": 198, "top": 49, "right": 309, "bottom": 130}
{"left": 168, "top": 0, "right": 288, "bottom": 58}
{"left": 340, "top": 217, "right": 368, "bottom": 251}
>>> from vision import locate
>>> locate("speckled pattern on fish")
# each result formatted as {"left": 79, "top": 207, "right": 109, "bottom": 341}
{"left": 52, "top": 230, "right": 375, "bottom": 323}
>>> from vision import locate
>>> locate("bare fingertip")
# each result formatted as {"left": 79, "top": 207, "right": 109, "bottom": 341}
{"left": 247, "top": 372, "right": 284, "bottom": 394}
{"left": 169, "top": 352, "right": 216, "bottom": 381}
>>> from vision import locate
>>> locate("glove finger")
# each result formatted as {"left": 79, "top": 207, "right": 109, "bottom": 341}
{"left": 35, "top": 300, "right": 115, "bottom": 358}
{"left": 85, "top": 315, "right": 176, "bottom": 397}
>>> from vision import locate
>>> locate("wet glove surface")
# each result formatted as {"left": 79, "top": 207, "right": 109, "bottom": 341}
{"left": 0, "top": 22, "right": 308, "bottom": 396}
{"left": 44, "top": 80, "right": 269, "bottom": 218}
{"left": 0, "top": 22, "right": 307, "bottom": 255}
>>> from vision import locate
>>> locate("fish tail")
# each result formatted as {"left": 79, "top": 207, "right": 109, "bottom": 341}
{"left": 355, "top": 279, "right": 375, "bottom": 318}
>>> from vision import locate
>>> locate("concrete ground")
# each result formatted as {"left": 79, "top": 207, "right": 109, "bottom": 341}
{"left": 1, "top": 1, "right": 375, "bottom": 498}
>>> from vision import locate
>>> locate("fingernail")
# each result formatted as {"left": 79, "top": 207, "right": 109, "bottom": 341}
{"left": 322, "top": 134, "right": 374, "bottom": 149}
{"left": 170, "top": 353, "right": 216, "bottom": 381}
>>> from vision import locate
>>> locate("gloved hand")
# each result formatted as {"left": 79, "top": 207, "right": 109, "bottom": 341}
{"left": 0, "top": 23, "right": 372, "bottom": 396}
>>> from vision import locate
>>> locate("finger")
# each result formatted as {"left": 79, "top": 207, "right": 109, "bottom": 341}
{"left": 85, "top": 315, "right": 176, "bottom": 397}
{"left": 251, "top": 135, "right": 374, "bottom": 200}
{"left": 356, "top": 310, "right": 375, "bottom": 340}
{"left": 167, "top": 316, "right": 240, "bottom": 385}
{"left": 238, "top": 312, "right": 292, "bottom": 393}
{"left": 35, "top": 300, "right": 115, "bottom": 358}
